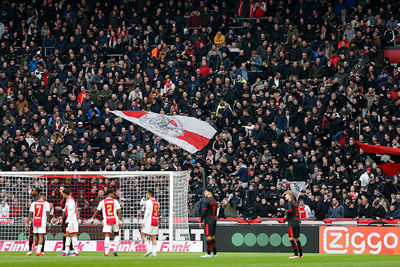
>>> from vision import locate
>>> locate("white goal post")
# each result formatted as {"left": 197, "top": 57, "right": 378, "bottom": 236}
{"left": 0, "top": 171, "right": 198, "bottom": 252}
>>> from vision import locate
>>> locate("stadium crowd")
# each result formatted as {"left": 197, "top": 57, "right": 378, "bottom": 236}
{"left": 1, "top": 0, "right": 400, "bottom": 222}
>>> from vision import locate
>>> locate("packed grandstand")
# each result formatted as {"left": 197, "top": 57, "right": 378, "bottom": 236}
{"left": 0, "top": 0, "right": 400, "bottom": 224}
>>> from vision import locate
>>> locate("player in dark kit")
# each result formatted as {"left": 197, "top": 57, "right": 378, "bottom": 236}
{"left": 284, "top": 190, "right": 303, "bottom": 259}
{"left": 200, "top": 187, "right": 218, "bottom": 258}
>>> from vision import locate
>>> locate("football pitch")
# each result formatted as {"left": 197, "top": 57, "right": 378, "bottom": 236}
{"left": 0, "top": 252, "right": 399, "bottom": 267}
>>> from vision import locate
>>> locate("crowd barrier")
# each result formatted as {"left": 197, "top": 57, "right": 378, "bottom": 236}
{"left": 1, "top": 221, "right": 399, "bottom": 254}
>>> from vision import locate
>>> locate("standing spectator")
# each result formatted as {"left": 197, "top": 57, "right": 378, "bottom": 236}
{"left": 230, "top": 160, "right": 249, "bottom": 189}
{"left": 0, "top": 200, "right": 9, "bottom": 218}
{"left": 359, "top": 167, "right": 374, "bottom": 187}
{"left": 253, "top": 0, "right": 266, "bottom": 18}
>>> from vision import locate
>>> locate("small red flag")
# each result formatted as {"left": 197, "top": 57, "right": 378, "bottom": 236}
{"left": 355, "top": 141, "right": 400, "bottom": 176}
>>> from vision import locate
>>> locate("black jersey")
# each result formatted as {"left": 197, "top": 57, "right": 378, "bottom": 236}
{"left": 285, "top": 200, "right": 300, "bottom": 227}
{"left": 201, "top": 196, "right": 217, "bottom": 223}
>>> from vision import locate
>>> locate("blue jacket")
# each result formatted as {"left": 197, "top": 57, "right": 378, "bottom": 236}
{"left": 232, "top": 165, "right": 249, "bottom": 182}
{"left": 328, "top": 204, "right": 345, "bottom": 218}
{"left": 29, "top": 59, "right": 39, "bottom": 71}
{"left": 250, "top": 56, "right": 262, "bottom": 71}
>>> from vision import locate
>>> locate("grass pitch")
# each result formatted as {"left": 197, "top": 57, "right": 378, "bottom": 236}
{"left": 0, "top": 252, "right": 399, "bottom": 267}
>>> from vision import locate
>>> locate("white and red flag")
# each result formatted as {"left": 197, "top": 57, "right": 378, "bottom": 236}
{"left": 111, "top": 111, "right": 217, "bottom": 154}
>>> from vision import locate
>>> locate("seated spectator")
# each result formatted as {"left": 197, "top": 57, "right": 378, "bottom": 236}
{"left": 221, "top": 198, "right": 237, "bottom": 218}
{"left": 371, "top": 200, "right": 386, "bottom": 220}
{"left": 384, "top": 205, "right": 398, "bottom": 220}
{"left": 298, "top": 199, "right": 313, "bottom": 219}
{"left": 213, "top": 31, "right": 225, "bottom": 46}
{"left": 275, "top": 198, "right": 286, "bottom": 218}
{"left": 327, "top": 197, "right": 344, "bottom": 218}
{"left": 256, "top": 198, "right": 275, "bottom": 218}
{"left": 358, "top": 197, "right": 373, "bottom": 219}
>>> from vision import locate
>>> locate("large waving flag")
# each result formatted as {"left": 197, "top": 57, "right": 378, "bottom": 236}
{"left": 355, "top": 141, "right": 400, "bottom": 176}
{"left": 112, "top": 111, "right": 217, "bottom": 154}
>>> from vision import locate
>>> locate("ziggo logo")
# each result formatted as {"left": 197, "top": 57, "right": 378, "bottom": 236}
{"left": 321, "top": 227, "right": 399, "bottom": 254}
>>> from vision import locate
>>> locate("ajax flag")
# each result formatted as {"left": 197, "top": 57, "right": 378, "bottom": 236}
{"left": 282, "top": 182, "right": 307, "bottom": 196}
{"left": 112, "top": 111, "right": 217, "bottom": 154}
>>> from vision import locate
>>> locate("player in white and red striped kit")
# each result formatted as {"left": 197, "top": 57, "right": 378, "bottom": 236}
{"left": 141, "top": 189, "right": 159, "bottom": 257}
{"left": 25, "top": 193, "right": 51, "bottom": 256}
{"left": 61, "top": 188, "right": 80, "bottom": 256}
{"left": 91, "top": 189, "right": 122, "bottom": 256}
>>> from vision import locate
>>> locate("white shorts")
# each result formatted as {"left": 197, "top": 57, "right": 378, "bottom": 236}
{"left": 103, "top": 224, "right": 119, "bottom": 233}
{"left": 33, "top": 226, "right": 46, "bottom": 234}
{"left": 66, "top": 221, "right": 79, "bottom": 234}
{"left": 142, "top": 225, "right": 159, "bottom": 236}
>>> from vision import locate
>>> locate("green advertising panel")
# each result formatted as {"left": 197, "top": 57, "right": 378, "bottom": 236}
{"left": 214, "top": 225, "right": 319, "bottom": 253}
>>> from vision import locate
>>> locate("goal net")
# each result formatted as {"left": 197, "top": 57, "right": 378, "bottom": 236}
{"left": 0, "top": 171, "right": 193, "bottom": 252}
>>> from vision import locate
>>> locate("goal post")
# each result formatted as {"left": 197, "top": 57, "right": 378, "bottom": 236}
{"left": 0, "top": 171, "right": 198, "bottom": 252}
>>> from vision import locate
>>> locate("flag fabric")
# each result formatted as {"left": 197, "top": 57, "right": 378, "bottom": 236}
{"left": 111, "top": 110, "right": 217, "bottom": 154}
{"left": 355, "top": 141, "right": 400, "bottom": 176}
{"left": 281, "top": 181, "right": 307, "bottom": 197}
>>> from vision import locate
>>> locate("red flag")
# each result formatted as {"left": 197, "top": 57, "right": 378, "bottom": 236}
{"left": 355, "top": 141, "right": 400, "bottom": 176}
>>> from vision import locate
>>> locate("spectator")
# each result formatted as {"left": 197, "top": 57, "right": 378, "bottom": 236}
{"left": 359, "top": 167, "right": 374, "bottom": 187}
{"left": 231, "top": 160, "right": 249, "bottom": 189}
{"left": 358, "top": 197, "right": 373, "bottom": 219}
{"left": 384, "top": 205, "right": 398, "bottom": 220}
{"left": 221, "top": 198, "right": 237, "bottom": 218}
{"left": 371, "top": 201, "right": 386, "bottom": 220}
{"left": 256, "top": 198, "right": 275, "bottom": 218}
{"left": 188, "top": 201, "right": 200, "bottom": 217}
{"left": 213, "top": 31, "right": 225, "bottom": 46}
{"left": 298, "top": 199, "right": 313, "bottom": 219}
{"left": 327, "top": 197, "right": 345, "bottom": 218}
{"left": 343, "top": 198, "right": 357, "bottom": 218}
{"left": 275, "top": 198, "right": 286, "bottom": 218}
{"left": 0, "top": 200, "right": 9, "bottom": 218}
{"left": 314, "top": 195, "right": 327, "bottom": 220}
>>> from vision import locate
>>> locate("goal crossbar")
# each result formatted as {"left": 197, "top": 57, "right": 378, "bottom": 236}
{"left": 0, "top": 171, "right": 190, "bottom": 243}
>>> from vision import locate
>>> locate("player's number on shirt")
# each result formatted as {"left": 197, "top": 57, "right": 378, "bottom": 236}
{"left": 153, "top": 203, "right": 159, "bottom": 217}
{"left": 212, "top": 205, "right": 216, "bottom": 215}
{"left": 35, "top": 205, "right": 42, "bottom": 217}
{"left": 106, "top": 203, "right": 114, "bottom": 216}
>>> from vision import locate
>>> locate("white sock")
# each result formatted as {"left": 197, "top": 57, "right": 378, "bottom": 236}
{"left": 65, "top": 237, "right": 71, "bottom": 253}
{"left": 145, "top": 241, "right": 151, "bottom": 252}
{"left": 72, "top": 236, "right": 78, "bottom": 254}
{"left": 105, "top": 236, "right": 110, "bottom": 255}
{"left": 114, "top": 235, "right": 120, "bottom": 252}
{"left": 36, "top": 245, "right": 42, "bottom": 254}
{"left": 152, "top": 244, "right": 157, "bottom": 255}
